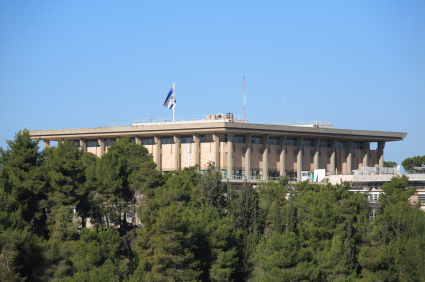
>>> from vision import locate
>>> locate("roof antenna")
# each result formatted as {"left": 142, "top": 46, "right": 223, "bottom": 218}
{"left": 243, "top": 77, "right": 246, "bottom": 121}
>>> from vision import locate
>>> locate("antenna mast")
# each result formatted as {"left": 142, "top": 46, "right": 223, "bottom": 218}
{"left": 243, "top": 77, "right": 246, "bottom": 121}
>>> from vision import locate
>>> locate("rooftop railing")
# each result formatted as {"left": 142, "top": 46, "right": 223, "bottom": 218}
{"left": 253, "top": 120, "right": 333, "bottom": 126}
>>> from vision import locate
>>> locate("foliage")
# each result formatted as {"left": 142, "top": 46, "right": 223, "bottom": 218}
{"left": 383, "top": 161, "right": 397, "bottom": 168}
{"left": 401, "top": 155, "right": 425, "bottom": 172}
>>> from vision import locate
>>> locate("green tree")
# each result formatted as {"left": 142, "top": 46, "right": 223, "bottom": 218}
{"left": 95, "top": 137, "right": 161, "bottom": 232}
{"left": 198, "top": 161, "right": 227, "bottom": 216}
{"left": 45, "top": 139, "right": 89, "bottom": 227}
{"left": 0, "top": 129, "right": 48, "bottom": 236}
{"left": 383, "top": 161, "right": 397, "bottom": 168}
{"left": 401, "top": 155, "right": 425, "bottom": 172}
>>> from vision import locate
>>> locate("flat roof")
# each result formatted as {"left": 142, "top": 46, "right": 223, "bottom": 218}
{"left": 29, "top": 121, "right": 407, "bottom": 142}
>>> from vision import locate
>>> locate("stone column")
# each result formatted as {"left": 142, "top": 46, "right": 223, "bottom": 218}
{"left": 173, "top": 135, "right": 180, "bottom": 171}
{"left": 98, "top": 138, "right": 104, "bottom": 158}
{"left": 346, "top": 139, "right": 353, "bottom": 174}
{"left": 313, "top": 137, "right": 320, "bottom": 171}
{"left": 378, "top": 141, "right": 385, "bottom": 167}
{"left": 363, "top": 141, "right": 370, "bottom": 167}
{"left": 245, "top": 133, "right": 252, "bottom": 179}
{"left": 262, "top": 134, "right": 269, "bottom": 180}
{"left": 213, "top": 133, "right": 220, "bottom": 169}
{"left": 330, "top": 138, "right": 336, "bottom": 175}
{"left": 43, "top": 140, "right": 50, "bottom": 149}
{"left": 297, "top": 136, "right": 304, "bottom": 181}
{"left": 279, "top": 136, "right": 287, "bottom": 177}
{"left": 80, "top": 138, "right": 87, "bottom": 152}
{"left": 154, "top": 135, "right": 161, "bottom": 170}
{"left": 227, "top": 132, "right": 234, "bottom": 179}
{"left": 193, "top": 134, "right": 199, "bottom": 169}
{"left": 135, "top": 137, "right": 141, "bottom": 145}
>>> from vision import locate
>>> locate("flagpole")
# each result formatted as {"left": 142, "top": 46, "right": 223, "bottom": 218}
{"left": 173, "top": 82, "right": 175, "bottom": 124}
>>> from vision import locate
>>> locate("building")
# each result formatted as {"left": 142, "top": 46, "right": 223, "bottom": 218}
{"left": 29, "top": 113, "right": 407, "bottom": 189}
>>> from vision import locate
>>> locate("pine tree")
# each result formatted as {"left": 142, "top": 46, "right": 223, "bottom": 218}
{"left": 199, "top": 161, "right": 227, "bottom": 216}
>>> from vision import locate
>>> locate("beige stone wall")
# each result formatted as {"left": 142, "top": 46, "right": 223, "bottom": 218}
{"left": 303, "top": 146, "right": 314, "bottom": 171}
{"left": 319, "top": 147, "right": 331, "bottom": 171}
{"left": 233, "top": 143, "right": 245, "bottom": 170}
{"left": 161, "top": 144, "right": 174, "bottom": 170}
{"left": 370, "top": 150, "right": 379, "bottom": 167}
{"left": 87, "top": 147, "right": 97, "bottom": 155}
{"left": 269, "top": 145, "right": 279, "bottom": 170}
{"left": 335, "top": 148, "right": 347, "bottom": 173}
{"left": 220, "top": 142, "right": 227, "bottom": 169}
{"left": 199, "top": 142, "right": 213, "bottom": 170}
{"left": 352, "top": 148, "right": 363, "bottom": 170}
{"left": 251, "top": 144, "right": 262, "bottom": 170}
{"left": 286, "top": 145, "right": 297, "bottom": 173}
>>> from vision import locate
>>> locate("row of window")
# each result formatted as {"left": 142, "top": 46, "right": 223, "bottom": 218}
{"left": 75, "top": 137, "right": 364, "bottom": 149}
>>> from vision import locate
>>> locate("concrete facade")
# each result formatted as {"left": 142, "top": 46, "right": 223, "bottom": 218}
{"left": 30, "top": 120, "right": 407, "bottom": 181}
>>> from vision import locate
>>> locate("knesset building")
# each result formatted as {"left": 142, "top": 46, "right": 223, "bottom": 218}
{"left": 30, "top": 114, "right": 407, "bottom": 184}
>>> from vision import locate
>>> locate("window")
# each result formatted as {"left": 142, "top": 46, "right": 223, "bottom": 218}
{"left": 268, "top": 171, "right": 280, "bottom": 178}
{"left": 233, "top": 135, "right": 245, "bottom": 143}
{"left": 285, "top": 138, "right": 297, "bottom": 146}
{"left": 232, "top": 170, "right": 245, "bottom": 178}
{"left": 418, "top": 193, "right": 425, "bottom": 203}
{"left": 302, "top": 138, "right": 314, "bottom": 147}
{"left": 268, "top": 137, "right": 279, "bottom": 145}
{"left": 352, "top": 141, "right": 363, "bottom": 149}
{"left": 161, "top": 136, "right": 174, "bottom": 144}
{"left": 335, "top": 140, "right": 347, "bottom": 148}
{"left": 251, "top": 136, "right": 263, "bottom": 144}
{"left": 319, "top": 139, "right": 330, "bottom": 148}
{"left": 199, "top": 135, "right": 206, "bottom": 143}
{"left": 142, "top": 137, "right": 154, "bottom": 145}
{"left": 180, "top": 135, "right": 193, "bottom": 143}
{"left": 104, "top": 138, "right": 117, "bottom": 147}
{"left": 87, "top": 140, "right": 98, "bottom": 147}
{"left": 129, "top": 137, "right": 135, "bottom": 143}
{"left": 127, "top": 207, "right": 133, "bottom": 218}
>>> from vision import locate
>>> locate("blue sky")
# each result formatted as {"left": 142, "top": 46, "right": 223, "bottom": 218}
{"left": 1, "top": 1, "right": 424, "bottom": 168}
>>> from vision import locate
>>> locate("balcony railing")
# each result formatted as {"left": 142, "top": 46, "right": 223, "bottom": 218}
{"left": 224, "top": 175, "right": 297, "bottom": 182}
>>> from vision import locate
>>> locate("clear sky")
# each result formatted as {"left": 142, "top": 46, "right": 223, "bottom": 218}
{"left": 1, "top": 1, "right": 424, "bottom": 169}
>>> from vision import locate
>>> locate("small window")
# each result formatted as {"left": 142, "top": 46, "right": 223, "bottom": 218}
{"left": 87, "top": 140, "right": 99, "bottom": 147}
{"left": 251, "top": 136, "right": 263, "bottom": 144}
{"left": 180, "top": 135, "right": 193, "bottom": 143}
{"left": 161, "top": 136, "right": 174, "bottom": 145}
{"left": 268, "top": 137, "right": 279, "bottom": 145}
{"left": 302, "top": 139, "right": 314, "bottom": 147}
{"left": 352, "top": 141, "right": 363, "bottom": 149}
{"left": 199, "top": 135, "right": 206, "bottom": 143}
{"left": 336, "top": 140, "right": 347, "bottom": 149}
{"left": 142, "top": 137, "right": 155, "bottom": 145}
{"left": 234, "top": 135, "right": 245, "bottom": 143}
{"left": 285, "top": 138, "right": 297, "bottom": 146}
{"left": 129, "top": 137, "right": 135, "bottom": 143}
{"left": 418, "top": 193, "right": 425, "bottom": 203}
{"left": 319, "top": 139, "right": 330, "bottom": 148}
{"left": 104, "top": 139, "right": 117, "bottom": 147}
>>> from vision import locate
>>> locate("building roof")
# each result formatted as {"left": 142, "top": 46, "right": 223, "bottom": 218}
{"left": 29, "top": 120, "right": 407, "bottom": 142}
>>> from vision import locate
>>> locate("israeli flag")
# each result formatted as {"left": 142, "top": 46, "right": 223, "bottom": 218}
{"left": 163, "top": 87, "right": 176, "bottom": 109}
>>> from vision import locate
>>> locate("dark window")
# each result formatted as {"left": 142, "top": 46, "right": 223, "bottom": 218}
{"left": 352, "top": 141, "right": 363, "bottom": 149}
{"left": 319, "top": 139, "right": 330, "bottom": 148}
{"left": 251, "top": 136, "right": 263, "bottom": 144}
{"left": 285, "top": 138, "right": 297, "bottom": 146}
{"left": 199, "top": 135, "right": 206, "bottom": 143}
{"left": 268, "top": 137, "right": 279, "bottom": 145}
{"left": 129, "top": 137, "right": 135, "bottom": 143}
{"left": 87, "top": 140, "right": 99, "bottom": 147}
{"left": 234, "top": 135, "right": 245, "bottom": 143}
{"left": 180, "top": 135, "right": 193, "bottom": 143}
{"left": 302, "top": 138, "right": 314, "bottom": 147}
{"left": 161, "top": 136, "right": 174, "bottom": 144}
{"left": 142, "top": 137, "right": 154, "bottom": 145}
{"left": 336, "top": 140, "right": 347, "bottom": 149}
{"left": 104, "top": 139, "right": 117, "bottom": 147}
